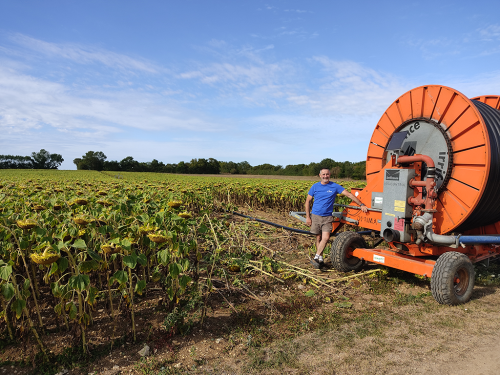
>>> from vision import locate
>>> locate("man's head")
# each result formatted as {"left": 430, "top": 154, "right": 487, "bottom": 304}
{"left": 319, "top": 168, "right": 330, "bottom": 184}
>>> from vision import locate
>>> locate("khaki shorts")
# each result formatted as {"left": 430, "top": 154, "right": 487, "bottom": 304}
{"left": 310, "top": 214, "right": 334, "bottom": 234}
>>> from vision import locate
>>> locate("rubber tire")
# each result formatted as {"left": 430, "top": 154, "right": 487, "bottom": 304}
{"left": 431, "top": 251, "right": 475, "bottom": 305}
{"left": 331, "top": 231, "right": 367, "bottom": 272}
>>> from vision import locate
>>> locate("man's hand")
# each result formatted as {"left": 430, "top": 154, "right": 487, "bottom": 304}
{"left": 306, "top": 217, "right": 312, "bottom": 226}
{"left": 341, "top": 190, "right": 369, "bottom": 213}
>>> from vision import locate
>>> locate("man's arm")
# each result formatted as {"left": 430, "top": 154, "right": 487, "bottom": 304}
{"left": 341, "top": 190, "right": 368, "bottom": 213}
{"left": 305, "top": 194, "right": 313, "bottom": 226}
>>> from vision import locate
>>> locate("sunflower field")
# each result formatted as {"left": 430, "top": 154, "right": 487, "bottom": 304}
{"left": 0, "top": 170, "right": 366, "bottom": 359}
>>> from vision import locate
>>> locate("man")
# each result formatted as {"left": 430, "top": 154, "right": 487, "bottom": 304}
{"left": 305, "top": 168, "right": 368, "bottom": 267}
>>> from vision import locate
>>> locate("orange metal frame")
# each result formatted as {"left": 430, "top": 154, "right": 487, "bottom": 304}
{"left": 330, "top": 86, "right": 500, "bottom": 276}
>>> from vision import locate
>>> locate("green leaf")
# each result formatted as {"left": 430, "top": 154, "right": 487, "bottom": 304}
{"left": 180, "top": 258, "right": 190, "bottom": 272}
{"left": 155, "top": 216, "right": 163, "bottom": 225}
{"left": 157, "top": 249, "right": 170, "bottom": 265}
{"left": 12, "top": 299, "right": 25, "bottom": 319}
{"left": 86, "top": 248, "right": 102, "bottom": 262}
{"left": 121, "top": 239, "right": 132, "bottom": 251}
{"left": 2, "top": 283, "right": 15, "bottom": 300}
{"left": 48, "top": 262, "right": 58, "bottom": 276}
{"left": 66, "top": 302, "right": 77, "bottom": 320}
{"left": 20, "top": 240, "right": 29, "bottom": 250}
{"left": 304, "top": 290, "right": 315, "bottom": 297}
{"left": 23, "top": 279, "right": 30, "bottom": 290}
{"left": 179, "top": 275, "right": 192, "bottom": 291}
{"left": 169, "top": 262, "right": 181, "bottom": 278}
{"left": 68, "top": 226, "right": 78, "bottom": 237}
{"left": 86, "top": 286, "right": 98, "bottom": 306}
{"left": 123, "top": 255, "right": 137, "bottom": 269}
{"left": 166, "top": 286, "right": 175, "bottom": 301}
{"left": 137, "top": 254, "right": 147, "bottom": 266}
{"left": 35, "top": 227, "right": 47, "bottom": 237}
{"left": 112, "top": 270, "right": 128, "bottom": 285}
{"left": 68, "top": 274, "right": 90, "bottom": 291}
{"left": 57, "top": 257, "right": 68, "bottom": 273}
{"left": 51, "top": 282, "right": 61, "bottom": 298}
{"left": 79, "top": 260, "right": 99, "bottom": 273}
{"left": 134, "top": 280, "right": 147, "bottom": 295}
{"left": 197, "top": 224, "right": 208, "bottom": 234}
{"left": 0, "top": 265, "right": 12, "bottom": 281}
{"left": 72, "top": 239, "right": 87, "bottom": 249}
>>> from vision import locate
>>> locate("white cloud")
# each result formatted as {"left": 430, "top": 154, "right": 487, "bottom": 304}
{"left": 478, "top": 24, "right": 500, "bottom": 41}
{"left": 10, "top": 33, "right": 160, "bottom": 74}
{"left": 284, "top": 57, "right": 409, "bottom": 117}
{"left": 0, "top": 64, "right": 228, "bottom": 143}
{"left": 284, "top": 9, "right": 311, "bottom": 13}
{"left": 177, "top": 61, "right": 291, "bottom": 89}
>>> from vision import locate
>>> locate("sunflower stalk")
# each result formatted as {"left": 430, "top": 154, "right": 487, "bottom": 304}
{"left": 1, "top": 223, "right": 44, "bottom": 329}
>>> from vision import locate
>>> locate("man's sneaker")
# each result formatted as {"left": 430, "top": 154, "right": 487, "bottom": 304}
{"left": 310, "top": 256, "right": 324, "bottom": 269}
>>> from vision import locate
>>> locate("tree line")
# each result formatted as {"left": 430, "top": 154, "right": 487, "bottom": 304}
{"left": 0, "top": 149, "right": 365, "bottom": 179}
{"left": 0, "top": 150, "right": 64, "bottom": 169}
{"left": 73, "top": 151, "right": 366, "bottom": 179}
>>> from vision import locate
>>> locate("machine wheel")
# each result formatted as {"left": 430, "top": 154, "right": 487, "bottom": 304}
{"left": 331, "top": 231, "right": 367, "bottom": 272}
{"left": 431, "top": 252, "right": 475, "bottom": 305}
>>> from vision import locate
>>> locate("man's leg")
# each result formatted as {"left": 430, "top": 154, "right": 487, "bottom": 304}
{"left": 316, "top": 231, "right": 330, "bottom": 257}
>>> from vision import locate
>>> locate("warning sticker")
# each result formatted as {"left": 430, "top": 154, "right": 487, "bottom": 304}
{"left": 394, "top": 217, "right": 404, "bottom": 231}
{"left": 394, "top": 200, "right": 405, "bottom": 207}
{"left": 373, "top": 255, "right": 385, "bottom": 263}
{"left": 394, "top": 200, "right": 406, "bottom": 212}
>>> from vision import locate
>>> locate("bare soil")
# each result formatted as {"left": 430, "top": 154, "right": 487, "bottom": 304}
{"left": 1, "top": 209, "right": 499, "bottom": 375}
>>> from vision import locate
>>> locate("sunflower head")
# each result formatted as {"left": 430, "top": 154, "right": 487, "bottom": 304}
{"left": 17, "top": 219, "right": 37, "bottom": 230}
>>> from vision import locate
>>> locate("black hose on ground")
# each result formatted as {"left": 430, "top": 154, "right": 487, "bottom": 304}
{"left": 229, "top": 211, "right": 379, "bottom": 237}
{"left": 229, "top": 211, "right": 314, "bottom": 235}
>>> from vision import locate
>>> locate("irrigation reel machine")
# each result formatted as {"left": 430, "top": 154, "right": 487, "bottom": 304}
{"left": 294, "top": 85, "right": 500, "bottom": 305}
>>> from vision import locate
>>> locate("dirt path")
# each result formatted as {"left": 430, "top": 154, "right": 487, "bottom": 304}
{"left": 431, "top": 337, "right": 500, "bottom": 375}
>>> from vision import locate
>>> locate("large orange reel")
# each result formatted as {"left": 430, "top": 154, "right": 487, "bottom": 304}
{"left": 366, "top": 85, "right": 500, "bottom": 234}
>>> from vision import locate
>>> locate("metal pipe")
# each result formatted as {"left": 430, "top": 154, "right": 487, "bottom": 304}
{"left": 425, "top": 231, "right": 458, "bottom": 246}
{"left": 398, "top": 154, "right": 435, "bottom": 168}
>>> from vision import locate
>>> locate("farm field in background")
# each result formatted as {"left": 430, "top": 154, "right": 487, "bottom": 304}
{"left": 0, "top": 170, "right": 499, "bottom": 375}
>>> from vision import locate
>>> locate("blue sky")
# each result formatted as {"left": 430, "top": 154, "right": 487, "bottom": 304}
{"left": 1, "top": 1, "right": 500, "bottom": 170}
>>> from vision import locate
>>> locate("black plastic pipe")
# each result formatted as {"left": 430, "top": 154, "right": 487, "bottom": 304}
{"left": 229, "top": 211, "right": 379, "bottom": 237}
{"left": 230, "top": 211, "right": 314, "bottom": 235}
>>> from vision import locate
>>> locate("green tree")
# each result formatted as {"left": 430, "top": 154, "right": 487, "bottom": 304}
{"left": 120, "top": 156, "right": 141, "bottom": 172}
{"left": 30, "top": 149, "right": 64, "bottom": 169}
{"left": 0, "top": 155, "right": 33, "bottom": 169}
{"left": 74, "top": 151, "right": 107, "bottom": 171}
{"left": 176, "top": 161, "right": 188, "bottom": 173}
{"left": 103, "top": 160, "right": 121, "bottom": 171}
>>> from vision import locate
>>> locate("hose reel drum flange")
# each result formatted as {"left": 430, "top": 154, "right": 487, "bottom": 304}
{"left": 367, "top": 85, "right": 500, "bottom": 234}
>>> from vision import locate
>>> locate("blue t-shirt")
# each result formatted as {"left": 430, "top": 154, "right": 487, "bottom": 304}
{"left": 308, "top": 182, "right": 345, "bottom": 216}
